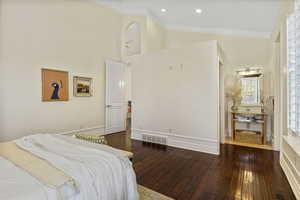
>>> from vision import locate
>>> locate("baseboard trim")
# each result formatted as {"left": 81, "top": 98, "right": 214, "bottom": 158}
{"left": 280, "top": 154, "right": 300, "bottom": 200}
{"left": 60, "top": 125, "right": 105, "bottom": 136}
{"left": 132, "top": 129, "right": 219, "bottom": 155}
{"left": 105, "top": 127, "right": 126, "bottom": 135}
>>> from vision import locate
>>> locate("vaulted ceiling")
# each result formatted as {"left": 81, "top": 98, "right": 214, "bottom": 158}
{"left": 97, "top": 0, "right": 282, "bottom": 38}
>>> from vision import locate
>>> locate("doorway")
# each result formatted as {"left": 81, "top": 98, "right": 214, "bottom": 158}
{"left": 224, "top": 67, "right": 274, "bottom": 150}
{"left": 105, "top": 60, "right": 127, "bottom": 134}
{"left": 219, "top": 62, "right": 226, "bottom": 144}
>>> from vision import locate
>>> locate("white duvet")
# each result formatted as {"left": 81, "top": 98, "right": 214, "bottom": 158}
{"left": 0, "top": 156, "right": 59, "bottom": 200}
{"left": 0, "top": 134, "right": 139, "bottom": 200}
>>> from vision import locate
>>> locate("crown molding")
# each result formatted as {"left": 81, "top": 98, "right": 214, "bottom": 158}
{"left": 121, "top": 10, "right": 271, "bottom": 39}
{"left": 166, "top": 25, "right": 271, "bottom": 39}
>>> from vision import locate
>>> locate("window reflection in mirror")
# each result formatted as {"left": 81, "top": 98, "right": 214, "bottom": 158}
{"left": 236, "top": 68, "right": 263, "bottom": 106}
{"left": 241, "top": 76, "right": 260, "bottom": 104}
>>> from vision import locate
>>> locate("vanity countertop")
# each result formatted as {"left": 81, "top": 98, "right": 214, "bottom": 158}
{"left": 231, "top": 111, "right": 267, "bottom": 115}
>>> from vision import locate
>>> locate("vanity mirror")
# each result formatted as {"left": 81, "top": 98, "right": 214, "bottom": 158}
{"left": 236, "top": 67, "right": 263, "bottom": 106}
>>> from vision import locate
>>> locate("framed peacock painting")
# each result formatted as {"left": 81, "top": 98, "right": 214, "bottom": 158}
{"left": 42, "top": 69, "right": 69, "bottom": 101}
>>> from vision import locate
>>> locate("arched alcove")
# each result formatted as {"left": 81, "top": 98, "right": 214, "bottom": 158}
{"left": 124, "top": 22, "right": 141, "bottom": 56}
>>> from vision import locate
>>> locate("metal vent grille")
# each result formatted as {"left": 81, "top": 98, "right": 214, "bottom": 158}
{"left": 142, "top": 133, "right": 167, "bottom": 145}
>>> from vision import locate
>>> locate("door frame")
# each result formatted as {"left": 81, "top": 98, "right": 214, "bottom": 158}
{"left": 219, "top": 61, "right": 226, "bottom": 144}
{"left": 105, "top": 59, "right": 127, "bottom": 134}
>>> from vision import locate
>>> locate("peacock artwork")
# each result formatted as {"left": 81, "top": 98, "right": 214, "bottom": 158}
{"left": 42, "top": 69, "right": 69, "bottom": 101}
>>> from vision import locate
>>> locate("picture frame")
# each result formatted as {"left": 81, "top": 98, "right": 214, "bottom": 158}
{"left": 42, "top": 69, "right": 69, "bottom": 102}
{"left": 73, "top": 76, "right": 92, "bottom": 97}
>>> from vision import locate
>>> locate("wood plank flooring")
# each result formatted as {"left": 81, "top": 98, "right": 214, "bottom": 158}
{"left": 105, "top": 132, "right": 296, "bottom": 200}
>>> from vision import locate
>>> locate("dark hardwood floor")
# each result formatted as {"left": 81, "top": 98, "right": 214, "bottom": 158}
{"left": 105, "top": 131, "right": 296, "bottom": 200}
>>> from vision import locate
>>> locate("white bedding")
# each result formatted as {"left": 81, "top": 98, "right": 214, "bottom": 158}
{"left": 0, "top": 134, "right": 139, "bottom": 200}
{"left": 0, "top": 157, "right": 59, "bottom": 200}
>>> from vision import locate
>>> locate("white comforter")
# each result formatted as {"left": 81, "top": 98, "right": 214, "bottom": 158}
{"left": 0, "top": 156, "right": 59, "bottom": 200}
{"left": 1, "top": 134, "right": 139, "bottom": 200}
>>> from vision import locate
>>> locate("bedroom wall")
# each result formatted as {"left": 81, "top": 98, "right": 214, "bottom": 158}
{"left": 122, "top": 14, "right": 166, "bottom": 101}
{"left": 165, "top": 30, "right": 271, "bottom": 75}
{"left": 0, "top": 0, "right": 122, "bottom": 141}
{"left": 166, "top": 30, "right": 272, "bottom": 138}
{"left": 146, "top": 16, "right": 166, "bottom": 52}
{"left": 131, "top": 41, "right": 220, "bottom": 154}
{"left": 122, "top": 14, "right": 166, "bottom": 59}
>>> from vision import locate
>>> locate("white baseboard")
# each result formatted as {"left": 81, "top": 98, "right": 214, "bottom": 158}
{"left": 105, "top": 127, "right": 126, "bottom": 135}
{"left": 280, "top": 153, "right": 300, "bottom": 200}
{"left": 60, "top": 125, "right": 105, "bottom": 136}
{"left": 132, "top": 129, "right": 219, "bottom": 155}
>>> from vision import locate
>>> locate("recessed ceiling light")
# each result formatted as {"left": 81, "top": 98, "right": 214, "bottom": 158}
{"left": 161, "top": 8, "right": 167, "bottom": 12}
{"left": 195, "top": 9, "right": 202, "bottom": 14}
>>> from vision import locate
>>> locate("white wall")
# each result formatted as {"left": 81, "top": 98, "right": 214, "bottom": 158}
{"left": 266, "top": 0, "right": 294, "bottom": 150}
{"left": 166, "top": 30, "right": 271, "bottom": 73}
{"left": 166, "top": 30, "right": 273, "bottom": 138}
{"left": 121, "top": 14, "right": 166, "bottom": 102}
{"left": 269, "top": 0, "right": 300, "bottom": 198}
{"left": 146, "top": 16, "right": 166, "bottom": 52}
{"left": 265, "top": 0, "right": 300, "bottom": 198}
{"left": 0, "top": 0, "right": 122, "bottom": 141}
{"left": 121, "top": 14, "right": 166, "bottom": 60}
{"left": 131, "top": 41, "right": 220, "bottom": 154}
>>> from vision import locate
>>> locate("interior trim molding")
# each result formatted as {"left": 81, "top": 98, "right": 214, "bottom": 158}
{"left": 105, "top": 127, "right": 126, "bottom": 135}
{"left": 166, "top": 25, "right": 271, "bottom": 39}
{"left": 280, "top": 154, "right": 300, "bottom": 199}
{"left": 131, "top": 128, "right": 219, "bottom": 155}
{"left": 60, "top": 125, "right": 105, "bottom": 136}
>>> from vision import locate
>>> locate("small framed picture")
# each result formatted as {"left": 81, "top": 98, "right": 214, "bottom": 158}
{"left": 73, "top": 76, "right": 92, "bottom": 97}
{"left": 42, "top": 69, "right": 69, "bottom": 101}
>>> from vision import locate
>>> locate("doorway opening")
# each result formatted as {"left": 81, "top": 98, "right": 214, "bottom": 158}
{"left": 223, "top": 67, "right": 275, "bottom": 150}
{"left": 219, "top": 62, "right": 225, "bottom": 145}
{"left": 105, "top": 59, "right": 132, "bottom": 138}
{"left": 126, "top": 100, "right": 132, "bottom": 132}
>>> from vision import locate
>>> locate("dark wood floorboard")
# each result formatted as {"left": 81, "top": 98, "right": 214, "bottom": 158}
{"left": 105, "top": 131, "right": 296, "bottom": 200}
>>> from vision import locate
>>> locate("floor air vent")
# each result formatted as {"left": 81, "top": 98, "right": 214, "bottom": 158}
{"left": 142, "top": 133, "right": 167, "bottom": 145}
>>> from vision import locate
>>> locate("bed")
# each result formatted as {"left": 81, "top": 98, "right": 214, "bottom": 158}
{"left": 0, "top": 134, "right": 139, "bottom": 200}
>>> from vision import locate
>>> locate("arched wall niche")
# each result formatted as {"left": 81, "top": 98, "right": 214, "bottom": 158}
{"left": 124, "top": 22, "right": 141, "bottom": 56}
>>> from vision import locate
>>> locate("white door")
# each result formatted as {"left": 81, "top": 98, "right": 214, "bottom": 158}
{"left": 105, "top": 60, "right": 126, "bottom": 134}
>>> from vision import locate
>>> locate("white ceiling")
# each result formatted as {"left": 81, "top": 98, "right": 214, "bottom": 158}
{"left": 97, "top": 0, "right": 282, "bottom": 38}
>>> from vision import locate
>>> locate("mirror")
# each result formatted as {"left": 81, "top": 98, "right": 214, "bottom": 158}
{"left": 237, "top": 68, "right": 263, "bottom": 106}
